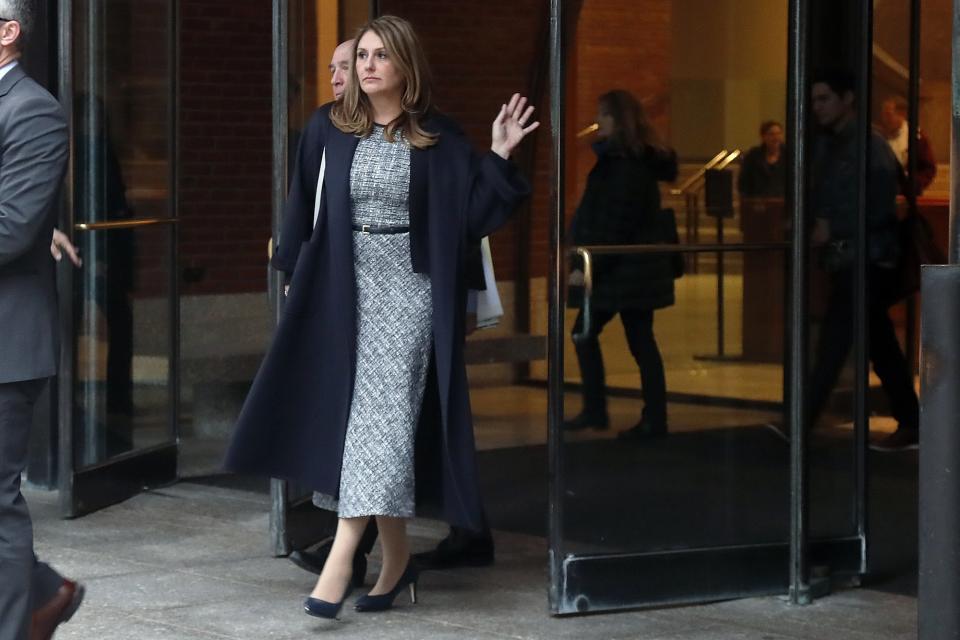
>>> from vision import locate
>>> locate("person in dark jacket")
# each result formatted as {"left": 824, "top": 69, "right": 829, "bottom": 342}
{"left": 738, "top": 120, "right": 786, "bottom": 198}
{"left": 807, "top": 70, "right": 919, "bottom": 452}
{"left": 564, "top": 89, "right": 677, "bottom": 440}
{"left": 225, "top": 15, "right": 537, "bottom": 619}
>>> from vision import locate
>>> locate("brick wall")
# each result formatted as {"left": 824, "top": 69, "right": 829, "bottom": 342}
{"left": 178, "top": 2, "right": 275, "bottom": 295}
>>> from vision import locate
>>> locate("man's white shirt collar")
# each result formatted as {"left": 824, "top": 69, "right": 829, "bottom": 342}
{"left": 0, "top": 60, "right": 17, "bottom": 83}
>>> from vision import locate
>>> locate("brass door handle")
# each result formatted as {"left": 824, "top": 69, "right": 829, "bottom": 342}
{"left": 74, "top": 217, "right": 179, "bottom": 232}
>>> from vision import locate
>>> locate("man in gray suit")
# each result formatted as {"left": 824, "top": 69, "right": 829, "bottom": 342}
{"left": 0, "top": 4, "right": 83, "bottom": 639}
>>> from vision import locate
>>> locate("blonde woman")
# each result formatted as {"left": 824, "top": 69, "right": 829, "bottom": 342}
{"left": 226, "top": 15, "right": 538, "bottom": 618}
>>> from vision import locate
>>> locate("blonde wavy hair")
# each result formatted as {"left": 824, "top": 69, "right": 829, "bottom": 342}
{"left": 330, "top": 15, "right": 438, "bottom": 149}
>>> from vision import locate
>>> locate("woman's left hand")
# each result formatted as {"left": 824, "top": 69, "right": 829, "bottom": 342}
{"left": 491, "top": 93, "right": 539, "bottom": 160}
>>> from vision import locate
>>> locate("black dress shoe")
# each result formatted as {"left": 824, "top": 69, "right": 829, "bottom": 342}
{"left": 290, "top": 544, "right": 368, "bottom": 588}
{"left": 562, "top": 412, "right": 609, "bottom": 432}
{"left": 617, "top": 419, "right": 667, "bottom": 440}
{"left": 413, "top": 529, "right": 494, "bottom": 570}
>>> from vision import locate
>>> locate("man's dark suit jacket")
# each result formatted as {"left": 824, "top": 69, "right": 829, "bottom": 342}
{"left": 0, "top": 64, "right": 69, "bottom": 384}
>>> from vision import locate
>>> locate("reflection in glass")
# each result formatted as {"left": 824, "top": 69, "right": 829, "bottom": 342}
{"left": 73, "top": 1, "right": 174, "bottom": 466}
{"left": 75, "top": 228, "right": 172, "bottom": 465}
{"left": 557, "top": 0, "right": 795, "bottom": 558}
{"left": 565, "top": 90, "right": 677, "bottom": 439}
{"left": 563, "top": 248, "right": 787, "bottom": 554}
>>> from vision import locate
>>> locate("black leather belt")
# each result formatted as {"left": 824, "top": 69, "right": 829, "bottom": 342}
{"left": 352, "top": 223, "right": 410, "bottom": 235}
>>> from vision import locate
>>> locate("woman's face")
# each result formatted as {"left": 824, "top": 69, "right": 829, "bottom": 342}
{"left": 596, "top": 106, "right": 615, "bottom": 139}
{"left": 356, "top": 30, "right": 404, "bottom": 101}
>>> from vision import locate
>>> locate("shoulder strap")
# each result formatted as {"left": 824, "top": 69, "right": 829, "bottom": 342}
{"left": 313, "top": 148, "right": 327, "bottom": 228}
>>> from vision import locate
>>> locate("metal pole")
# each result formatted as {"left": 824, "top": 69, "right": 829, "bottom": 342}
{"left": 919, "top": 265, "right": 960, "bottom": 639}
{"left": 56, "top": 0, "right": 77, "bottom": 517}
{"left": 904, "top": 0, "right": 921, "bottom": 376}
{"left": 269, "top": 0, "right": 291, "bottom": 557}
{"left": 852, "top": 0, "right": 873, "bottom": 577}
{"left": 170, "top": 0, "right": 181, "bottom": 469}
{"left": 547, "top": 0, "right": 566, "bottom": 615}
{"left": 80, "top": 0, "right": 100, "bottom": 466}
{"left": 716, "top": 211, "right": 725, "bottom": 357}
{"left": 917, "top": 3, "right": 960, "bottom": 638}
{"left": 787, "top": 0, "right": 810, "bottom": 606}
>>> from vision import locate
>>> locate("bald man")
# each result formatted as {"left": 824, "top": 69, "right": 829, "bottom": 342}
{"left": 329, "top": 39, "right": 353, "bottom": 100}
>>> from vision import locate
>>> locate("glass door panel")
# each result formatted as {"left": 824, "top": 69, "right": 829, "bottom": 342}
{"left": 549, "top": 0, "right": 866, "bottom": 613}
{"left": 60, "top": 0, "right": 178, "bottom": 517}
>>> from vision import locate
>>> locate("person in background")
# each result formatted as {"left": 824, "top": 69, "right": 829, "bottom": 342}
{"left": 738, "top": 120, "right": 786, "bottom": 199}
{"left": 564, "top": 89, "right": 677, "bottom": 440}
{"left": 878, "top": 95, "right": 936, "bottom": 196}
{"left": 806, "top": 70, "right": 919, "bottom": 452}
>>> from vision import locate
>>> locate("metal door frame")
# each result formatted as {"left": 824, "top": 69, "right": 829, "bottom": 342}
{"left": 56, "top": 0, "right": 181, "bottom": 518}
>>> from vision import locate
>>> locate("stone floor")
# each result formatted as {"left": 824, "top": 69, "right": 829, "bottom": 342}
{"left": 28, "top": 481, "right": 917, "bottom": 640}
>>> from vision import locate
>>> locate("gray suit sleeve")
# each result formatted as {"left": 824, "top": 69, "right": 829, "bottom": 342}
{"left": 0, "top": 94, "right": 69, "bottom": 266}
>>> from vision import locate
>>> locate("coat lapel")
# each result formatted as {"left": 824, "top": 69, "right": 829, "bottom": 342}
{"left": 0, "top": 64, "right": 26, "bottom": 99}
{"left": 322, "top": 125, "right": 359, "bottom": 221}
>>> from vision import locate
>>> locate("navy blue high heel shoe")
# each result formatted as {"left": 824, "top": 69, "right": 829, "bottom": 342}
{"left": 354, "top": 563, "right": 419, "bottom": 612}
{"left": 303, "top": 584, "right": 353, "bottom": 620}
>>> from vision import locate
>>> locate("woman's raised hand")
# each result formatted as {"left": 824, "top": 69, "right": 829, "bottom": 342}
{"left": 491, "top": 93, "right": 539, "bottom": 160}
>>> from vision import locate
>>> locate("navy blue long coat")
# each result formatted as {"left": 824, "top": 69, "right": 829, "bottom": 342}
{"left": 225, "top": 104, "right": 529, "bottom": 531}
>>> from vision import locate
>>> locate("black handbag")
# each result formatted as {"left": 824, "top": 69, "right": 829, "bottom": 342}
{"left": 656, "top": 208, "right": 684, "bottom": 279}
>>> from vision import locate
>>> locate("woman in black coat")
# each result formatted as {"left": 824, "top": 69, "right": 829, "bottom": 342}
{"left": 224, "top": 16, "right": 538, "bottom": 618}
{"left": 565, "top": 89, "right": 677, "bottom": 440}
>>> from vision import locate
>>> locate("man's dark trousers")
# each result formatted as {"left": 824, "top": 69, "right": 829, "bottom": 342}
{"left": 0, "top": 380, "right": 64, "bottom": 640}
{"left": 807, "top": 266, "right": 920, "bottom": 430}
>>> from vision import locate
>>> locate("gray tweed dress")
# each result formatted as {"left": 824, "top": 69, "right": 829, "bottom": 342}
{"left": 313, "top": 125, "right": 433, "bottom": 518}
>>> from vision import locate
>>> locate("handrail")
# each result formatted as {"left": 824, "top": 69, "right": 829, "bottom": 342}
{"left": 571, "top": 241, "right": 791, "bottom": 341}
{"left": 572, "top": 241, "right": 789, "bottom": 256}
{"left": 716, "top": 148, "right": 742, "bottom": 170}
{"left": 75, "top": 217, "right": 179, "bottom": 232}
{"left": 576, "top": 123, "right": 599, "bottom": 138}
{"left": 670, "top": 150, "right": 730, "bottom": 195}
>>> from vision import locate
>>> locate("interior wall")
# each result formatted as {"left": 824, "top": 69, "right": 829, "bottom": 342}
{"left": 341, "top": 0, "right": 371, "bottom": 37}
{"left": 317, "top": 0, "right": 338, "bottom": 93}
{"left": 917, "top": 0, "right": 951, "bottom": 164}
{"left": 670, "top": 0, "right": 788, "bottom": 159}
